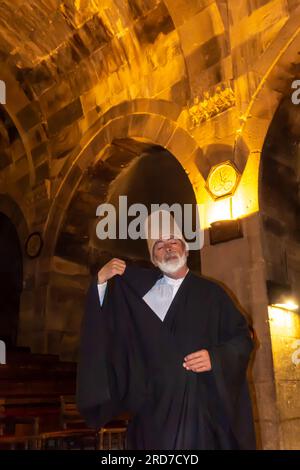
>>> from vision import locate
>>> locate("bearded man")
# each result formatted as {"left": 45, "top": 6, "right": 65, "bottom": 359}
{"left": 76, "top": 210, "right": 256, "bottom": 450}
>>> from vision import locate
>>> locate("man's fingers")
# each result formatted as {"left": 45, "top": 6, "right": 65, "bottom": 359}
{"left": 183, "top": 349, "right": 211, "bottom": 371}
{"left": 110, "top": 259, "right": 126, "bottom": 274}
{"left": 110, "top": 258, "right": 126, "bottom": 266}
{"left": 184, "top": 364, "right": 211, "bottom": 373}
{"left": 184, "top": 356, "right": 207, "bottom": 364}
{"left": 184, "top": 352, "right": 201, "bottom": 361}
{"left": 184, "top": 350, "right": 207, "bottom": 361}
{"left": 184, "top": 355, "right": 207, "bottom": 366}
{"left": 111, "top": 261, "right": 126, "bottom": 269}
{"left": 98, "top": 259, "right": 126, "bottom": 283}
{"left": 184, "top": 358, "right": 207, "bottom": 367}
{"left": 183, "top": 361, "right": 208, "bottom": 370}
{"left": 111, "top": 263, "right": 126, "bottom": 270}
{"left": 193, "top": 365, "right": 209, "bottom": 373}
{"left": 111, "top": 266, "right": 126, "bottom": 275}
{"left": 112, "top": 259, "right": 126, "bottom": 265}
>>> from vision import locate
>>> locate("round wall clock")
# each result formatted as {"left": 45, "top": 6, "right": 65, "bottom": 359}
{"left": 206, "top": 161, "right": 240, "bottom": 199}
{"left": 25, "top": 232, "right": 43, "bottom": 258}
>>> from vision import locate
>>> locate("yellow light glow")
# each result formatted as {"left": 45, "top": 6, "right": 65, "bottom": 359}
{"left": 268, "top": 306, "right": 294, "bottom": 335}
{"left": 271, "top": 300, "right": 299, "bottom": 312}
{"left": 232, "top": 193, "right": 246, "bottom": 219}
{"left": 207, "top": 197, "right": 232, "bottom": 225}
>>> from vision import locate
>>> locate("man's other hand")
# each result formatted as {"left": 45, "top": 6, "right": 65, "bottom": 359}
{"left": 97, "top": 258, "right": 126, "bottom": 284}
{"left": 183, "top": 349, "right": 212, "bottom": 373}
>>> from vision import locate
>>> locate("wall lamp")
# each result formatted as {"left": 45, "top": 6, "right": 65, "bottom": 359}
{"left": 209, "top": 218, "right": 243, "bottom": 245}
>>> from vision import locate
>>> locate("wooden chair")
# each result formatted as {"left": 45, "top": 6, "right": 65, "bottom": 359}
{"left": 31, "top": 395, "right": 98, "bottom": 449}
{"left": 0, "top": 434, "right": 40, "bottom": 450}
{"left": 0, "top": 416, "right": 40, "bottom": 449}
{"left": 39, "top": 428, "right": 98, "bottom": 450}
{"left": 98, "top": 425, "right": 127, "bottom": 450}
{"left": 0, "top": 415, "right": 39, "bottom": 435}
{"left": 97, "top": 413, "right": 130, "bottom": 450}
{"left": 60, "top": 395, "right": 86, "bottom": 429}
{"left": 59, "top": 395, "right": 129, "bottom": 450}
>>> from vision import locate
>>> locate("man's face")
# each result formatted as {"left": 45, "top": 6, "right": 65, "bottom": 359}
{"left": 153, "top": 238, "right": 187, "bottom": 265}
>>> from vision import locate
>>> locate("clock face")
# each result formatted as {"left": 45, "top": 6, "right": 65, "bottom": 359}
{"left": 207, "top": 163, "right": 239, "bottom": 198}
{"left": 25, "top": 232, "right": 43, "bottom": 258}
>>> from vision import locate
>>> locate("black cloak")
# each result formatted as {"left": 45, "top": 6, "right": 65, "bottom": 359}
{"left": 76, "top": 265, "right": 256, "bottom": 450}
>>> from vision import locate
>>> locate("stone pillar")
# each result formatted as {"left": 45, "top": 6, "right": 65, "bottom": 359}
{"left": 200, "top": 212, "right": 281, "bottom": 449}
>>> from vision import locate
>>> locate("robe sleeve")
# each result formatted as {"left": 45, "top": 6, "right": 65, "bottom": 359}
{"left": 207, "top": 286, "right": 256, "bottom": 448}
{"left": 76, "top": 277, "right": 122, "bottom": 428}
{"left": 76, "top": 266, "right": 152, "bottom": 429}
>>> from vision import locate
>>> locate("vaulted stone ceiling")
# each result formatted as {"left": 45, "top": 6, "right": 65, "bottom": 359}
{"left": 0, "top": 0, "right": 188, "bottom": 194}
{"left": 0, "top": 0, "right": 226, "bottom": 102}
{"left": 1, "top": 0, "right": 298, "bottom": 199}
{"left": 0, "top": 0, "right": 229, "bottom": 165}
{"left": 0, "top": 0, "right": 188, "bottom": 116}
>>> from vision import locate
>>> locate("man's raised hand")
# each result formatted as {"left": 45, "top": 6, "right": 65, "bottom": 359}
{"left": 97, "top": 258, "right": 126, "bottom": 284}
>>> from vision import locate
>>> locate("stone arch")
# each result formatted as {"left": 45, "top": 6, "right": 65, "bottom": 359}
{"left": 40, "top": 103, "right": 205, "bottom": 358}
{"left": 55, "top": 140, "right": 201, "bottom": 271}
{"left": 163, "top": 0, "right": 229, "bottom": 97}
{"left": 234, "top": 7, "right": 300, "bottom": 175}
{"left": 48, "top": 139, "right": 202, "bottom": 359}
{"left": 43, "top": 102, "right": 207, "bottom": 268}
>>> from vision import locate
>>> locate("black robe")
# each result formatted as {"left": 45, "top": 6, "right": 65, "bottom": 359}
{"left": 76, "top": 265, "right": 256, "bottom": 450}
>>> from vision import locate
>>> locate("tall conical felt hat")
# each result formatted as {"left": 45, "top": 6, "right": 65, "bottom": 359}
{"left": 143, "top": 209, "right": 188, "bottom": 263}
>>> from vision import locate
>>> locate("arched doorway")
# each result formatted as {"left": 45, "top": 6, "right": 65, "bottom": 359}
{"left": 55, "top": 140, "right": 201, "bottom": 274}
{"left": 0, "top": 213, "right": 23, "bottom": 349}
{"left": 89, "top": 141, "right": 201, "bottom": 274}
{"left": 49, "top": 140, "right": 200, "bottom": 359}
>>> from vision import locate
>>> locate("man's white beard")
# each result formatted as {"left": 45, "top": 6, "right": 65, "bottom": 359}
{"left": 156, "top": 252, "right": 187, "bottom": 275}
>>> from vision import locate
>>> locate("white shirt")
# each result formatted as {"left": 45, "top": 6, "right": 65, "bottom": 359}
{"left": 97, "top": 270, "right": 188, "bottom": 321}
